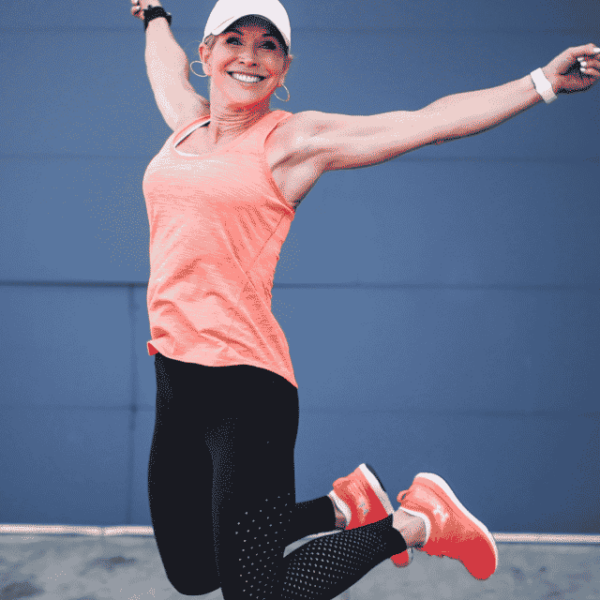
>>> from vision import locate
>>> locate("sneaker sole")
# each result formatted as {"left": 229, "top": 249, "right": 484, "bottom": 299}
{"left": 415, "top": 473, "right": 498, "bottom": 575}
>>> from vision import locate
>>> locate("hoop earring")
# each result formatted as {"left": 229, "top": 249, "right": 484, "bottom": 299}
{"left": 274, "top": 84, "right": 290, "bottom": 102}
{"left": 190, "top": 61, "right": 208, "bottom": 78}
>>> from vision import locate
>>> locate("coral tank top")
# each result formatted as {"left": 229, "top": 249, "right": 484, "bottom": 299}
{"left": 142, "top": 110, "right": 298, "bottom": 388}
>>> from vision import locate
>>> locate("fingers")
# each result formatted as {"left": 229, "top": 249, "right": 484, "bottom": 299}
{"left": 570, "top": 43, "right": 600, "bottom": 58}
{"left": 131, "top": 0, "right": 142, "bottom": 18}
{"left": 581, "top": 68, "right": 600, "bottom": 79}
{"left": 569, "top": 45, "right": 600, "bottom": 79}
{"left": 576, "top": 56, "right": 600, "bottom": 77}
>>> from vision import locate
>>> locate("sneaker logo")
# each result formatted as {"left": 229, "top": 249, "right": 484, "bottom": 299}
{"left": 432, "top": 502, "right": 449, "bottom": 525}
{"left": 414, "top": 489, "right": 450, "bottom": 525}
{"left": 357, "top": 497, "right": 368, "bottom": 516}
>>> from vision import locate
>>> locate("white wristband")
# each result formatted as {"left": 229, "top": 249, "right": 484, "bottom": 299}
{"left": 530, "top": 68, "right": 557, "bottom": 104}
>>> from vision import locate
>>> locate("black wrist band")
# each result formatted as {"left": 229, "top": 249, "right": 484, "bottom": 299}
{"left": 144, "top": 6, "right": 172, "bottom": 30}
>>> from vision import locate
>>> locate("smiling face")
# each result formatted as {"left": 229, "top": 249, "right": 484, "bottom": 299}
{"left": 199, "top": 15, "right": 292, "bottom": 109}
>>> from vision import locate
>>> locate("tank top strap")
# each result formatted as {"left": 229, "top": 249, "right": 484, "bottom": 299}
{"left": 231, "top": 110, "right": 294, "bottom": 155}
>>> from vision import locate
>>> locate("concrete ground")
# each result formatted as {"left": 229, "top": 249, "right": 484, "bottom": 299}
{"left": 1, "top": 530, "right": 598, "bottom": 600}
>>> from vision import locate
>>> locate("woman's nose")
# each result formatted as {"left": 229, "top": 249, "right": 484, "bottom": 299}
{"left": 238, "top": 46, "right": 258, "bottom": 64}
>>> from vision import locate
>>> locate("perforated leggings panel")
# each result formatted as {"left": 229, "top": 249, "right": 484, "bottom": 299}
{"left": 281, "top": 516, "right": 403, "bottom": 600}
{"left": 149, "top": 353, "right": 407, "bottom": 599}
{"left": 229, "top": 509, "right": 404, "bottom": 600}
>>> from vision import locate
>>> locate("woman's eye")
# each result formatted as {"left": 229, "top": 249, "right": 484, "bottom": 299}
{"left": 225, "top": 37, "right": 277, "bottom": 50}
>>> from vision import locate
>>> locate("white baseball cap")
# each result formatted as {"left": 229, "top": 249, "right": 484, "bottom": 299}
{"left": 203, "top": 0, "right": 291, "bottom": 51}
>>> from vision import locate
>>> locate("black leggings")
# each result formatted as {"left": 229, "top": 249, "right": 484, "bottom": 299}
{"left": 148, "top": 353, "right": 407, "bottom": 598}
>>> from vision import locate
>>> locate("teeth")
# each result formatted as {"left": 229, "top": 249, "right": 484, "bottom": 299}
{"left": 231, "top": 72, "right": 262, "bottom": 83}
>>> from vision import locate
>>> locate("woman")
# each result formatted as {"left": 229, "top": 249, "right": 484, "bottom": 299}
{"left": 132, "top": 0, "right": 599, "bottom": 597}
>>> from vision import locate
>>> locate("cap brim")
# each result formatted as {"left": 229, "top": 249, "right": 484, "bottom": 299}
{"left": 208, "top": 14, "right": 290, "bottom": 49}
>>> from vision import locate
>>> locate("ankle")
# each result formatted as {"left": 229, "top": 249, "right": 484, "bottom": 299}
{"left": 392, "top": 509, "right": 426, "bottom": 548}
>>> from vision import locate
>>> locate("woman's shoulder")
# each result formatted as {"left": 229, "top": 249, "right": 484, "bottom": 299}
{"left": 270, "top": 110, "right": 329, "bottom": 146}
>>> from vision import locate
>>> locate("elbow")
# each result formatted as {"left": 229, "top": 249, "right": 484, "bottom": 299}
{"left": 431, "top": 128, "right": 464, "bottom": 146}
{"left": 412, "top": 108, "right": 459, "bottom": 148}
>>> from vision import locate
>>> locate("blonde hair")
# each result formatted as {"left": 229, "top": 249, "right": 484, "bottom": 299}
{"left": 203, "top": 34, "right": 217, "bottom": 51}
{"left": 197, "top": 35, "right": 217, "bottom": 94}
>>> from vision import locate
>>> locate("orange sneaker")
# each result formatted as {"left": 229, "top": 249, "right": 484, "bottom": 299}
{"left": 396, "top": 473, "right": 498, "bottom": 580}
{"left": 329, "top": 464, "right": 412, "bottom": 567}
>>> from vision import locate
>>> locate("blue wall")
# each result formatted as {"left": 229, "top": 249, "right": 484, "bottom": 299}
{"left": 1, "top": 0, "right": 598, "bottom": 533}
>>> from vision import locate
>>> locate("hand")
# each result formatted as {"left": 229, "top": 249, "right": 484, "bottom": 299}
{"left": 542, "top": 43, "right": 600, "bottom": 94}
{"left": 131, "top": 0, "right": 162, "bottom": 20}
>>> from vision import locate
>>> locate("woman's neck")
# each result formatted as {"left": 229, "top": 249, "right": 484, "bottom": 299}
{"left": 205, "top": 97, "right": 272, "bottom": 143}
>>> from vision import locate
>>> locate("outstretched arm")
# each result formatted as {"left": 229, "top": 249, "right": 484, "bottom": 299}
{"left": 132, "top": 0, "right": 209, "bottom": 131}
{"left": 296, "top": 44, "right": 600, "bottom": 172}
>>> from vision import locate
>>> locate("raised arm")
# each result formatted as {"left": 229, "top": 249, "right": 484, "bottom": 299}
{"left": 295, "top": 44, "right": 600, "bottom": 173}
{"left": 132, "top": 0, "right": 209, "bottom": 131}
